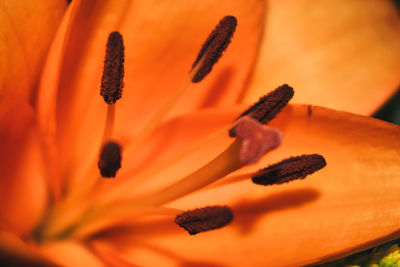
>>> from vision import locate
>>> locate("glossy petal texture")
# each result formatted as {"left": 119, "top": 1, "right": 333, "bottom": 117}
{"left": 0, "top": 100, "right": 47, "bottom": 235}
{"left": 0, "top": 0, "right": 66, "bottom": 106}
{"left": 91, "top": 105, "right": 400, "bottom": 266}
{"left": 37, "top": 0, "right": 266, "bottom": 193}
{"left": 245, "top": 0, "right": 400, "bottom": 115}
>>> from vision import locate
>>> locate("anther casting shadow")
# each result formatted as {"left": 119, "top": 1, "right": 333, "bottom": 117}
{"left": 92, "top": 188, "right": 319, "bottom": 266}
{"left": 199, "top": 66, "right": 234, "bottom": 108}
{"left": 94, "top": 187, "right": 320, "bottom": 240}
{"left": 232, "top": 187, "right": 320, "bottom": 235}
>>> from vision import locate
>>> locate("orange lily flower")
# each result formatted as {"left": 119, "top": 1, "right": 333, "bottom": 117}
{"left": 1, "top": 0, "right": 400, "bottom": 266}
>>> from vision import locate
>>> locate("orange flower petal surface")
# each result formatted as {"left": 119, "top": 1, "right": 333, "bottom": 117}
{"left": 38, "top": 0, "right": 266, "bottom": 192}
{"left": 244, "top": 0, "right": 400, "bottom": 115}
{"left": 39, "top": 241, "right": 104, "bottom": 267}
{"left": 0, "top": 0, "right": 66, "bottom": 106}
{"left": 0, "top": 100, "right": 47, "bottom": 235}
{"left": 96, "top": 104, "right": 400, "bottom": 266}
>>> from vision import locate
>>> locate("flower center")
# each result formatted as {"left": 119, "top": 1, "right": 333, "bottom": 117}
{"left": 33, "top": 16, "right": 327, "bottom": 244}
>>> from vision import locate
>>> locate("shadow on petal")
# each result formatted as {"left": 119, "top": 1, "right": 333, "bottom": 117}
{"left": 232, "top": 187, "right": 320, "bottom": 235}
{"left": 90, "top": 238, "right": 228, "bottom": 267}
{"left": 199, "top": 66, "right": 235, "bottom": 108}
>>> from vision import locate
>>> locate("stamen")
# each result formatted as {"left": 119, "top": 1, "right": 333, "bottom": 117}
{"left": 229, "top": 84, "right": 294, "bottom": 137}
{"left": 252, "top": 154, "right": 327, "bottom": 186}
{"left": 123, "top": 16, "right": 236, "bottom": 159}
{"left": 175, "top": 206, "right": 233, "bottom": 235}
{"left": 122, "top": 49, "right": 204, "bottom": 159}
{"left": 68, "top": 206, "right": 184, "bottom": 239}
{"left": 235, "top": 117, "right": 282, "bottom": 164}
{"left": 62, "top": 32, "right": 124, "bottom": 201}
{"left": 98, "top": 141, "right": 122, "bottom": 178}
{"left": 191, "top": 15, "right": 237, "bottom": 83}
{"left": 44, "top": 142, "right": 124, "bottom": 240}
{"left": 128, "top": 139, "right": 244, "bottom": 207}
{"left": 101, "top": 104, "right": 116, "bottom": 143}
{"left": 99, "top": 120, "right": 240, "bottom": 204}
{"left": 99, "top": 31, "right": 124, "bottom": 143}
{"left": 61, "top": 120, "right": 281, "bottom": 237}
{"left": 115, "top": 118, "right": 281, "bottom": 208}
{"left": 100, "top": 31, "right": 124, "bottom": 105}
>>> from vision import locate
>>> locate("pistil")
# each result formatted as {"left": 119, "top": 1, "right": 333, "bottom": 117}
{"left": 75, "top": 118, "right": 282, "bottom": 234}
{"left": 229, "top": 84, "right": 294, "bottom": 137}
{"left": 97, "top": 119, "right": 239, "bottom": 204}
{"left": 132, "top": 118, "right": 281, "bottom": 207}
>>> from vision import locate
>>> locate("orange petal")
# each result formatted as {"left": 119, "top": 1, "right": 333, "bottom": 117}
{"left": 99, "top": 104, "right": 400, "bottom": 266}
{"left": 39, "top": 241, "right": 104, "bottom": 267}
{"left": 0, "top": 100, "right": 47, "bottom": 235}
{"left": 108, "top": 108, "right": 236, "bottom": 198}
{"left": 244, "top": 0, "right": 400, "bottom": 115}
{"left": 38, "top": 0, "right": 266, "bottom": 188}
{"left": 0, "top": 231, "right": 55, "bottom": 266}
{"left": 0, "top": 0, "right": 66, "bottom": 105}
{"left": 89, "top": 241, "right": 140, "bottom": 267}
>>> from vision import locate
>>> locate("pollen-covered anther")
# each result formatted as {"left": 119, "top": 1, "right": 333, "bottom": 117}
{"left": 175, "top": 206, "right": 233, "bottom": 235}
{"left": 100, "top": 31, "right": 125, "bottom": 104}
{"left": 252, "top": 154, "right": 327, "bottom": 186}
{"left": 229, "top": 84, "right": 294, "bottom": 137}
{"left": 98, "top": 141, "right": 122, "bottom": 178}
{"left": 235, "top": 117, "right": 282, "bottom": 165}
{"left": 191, "top": 15, "right": 237, "bottom": 83}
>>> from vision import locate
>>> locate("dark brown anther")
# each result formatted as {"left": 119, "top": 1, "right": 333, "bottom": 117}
{"left": 175, "top": 206, "right": 233, "bottom": 235}
{"left": 252, "top": 154, "right": 326, "bottom": 186}
{"left": 100, "top": 31, "right": 124, "bottom": 104}
{"left": 229, "top": 84, "right": 294, "bottom": 137}
{"left": 191, "top": 16, "right": 237, "bottom": 83}
{"left": 98, "top": 141, "right": 122, "bottom": 178}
